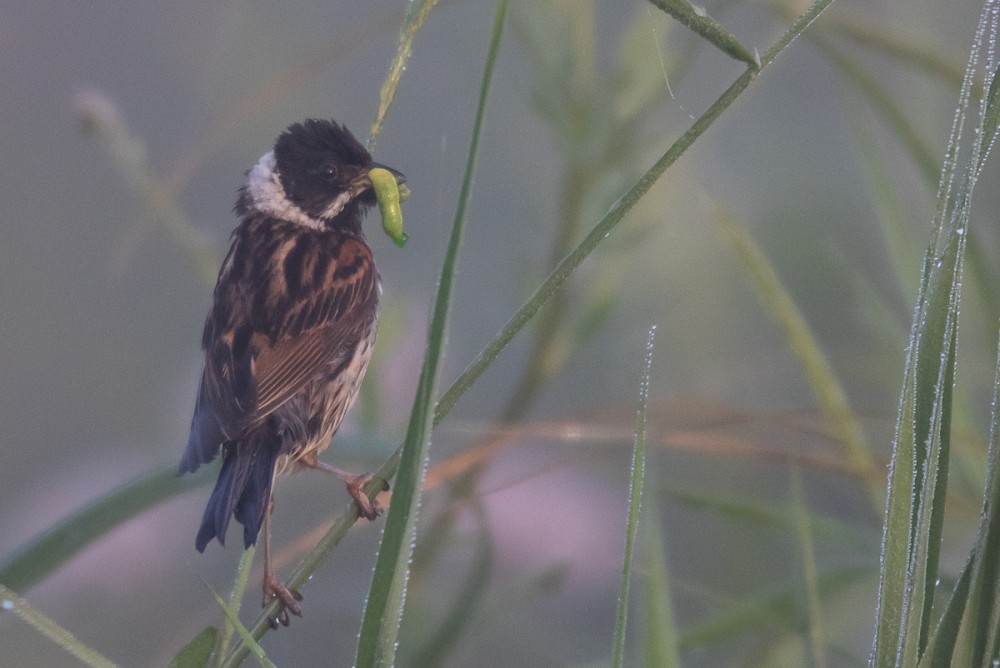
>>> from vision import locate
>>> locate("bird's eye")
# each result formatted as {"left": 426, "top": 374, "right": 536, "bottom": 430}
{"left": 320, "top": 163, "right": 339, "bottom": 180}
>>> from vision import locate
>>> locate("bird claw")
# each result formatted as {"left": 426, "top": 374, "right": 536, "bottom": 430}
{"left": 263, "top": 573, "right": 303, "bottom": 627}
{"left": 346, "top": 474, "right": 388, "bottom": 521}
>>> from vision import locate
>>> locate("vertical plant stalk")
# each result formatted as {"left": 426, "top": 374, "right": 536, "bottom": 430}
{"left": 354, "top": 2, "right": 509, "bottom": 666}
{"left": 611, "top": 326, "right": 655, "bottom": 668}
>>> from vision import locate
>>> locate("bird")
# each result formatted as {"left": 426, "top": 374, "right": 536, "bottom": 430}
{"left": 178, "top": 119, "right": 403, "bottom": 624}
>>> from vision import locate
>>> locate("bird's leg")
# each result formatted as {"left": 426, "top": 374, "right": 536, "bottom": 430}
{"left": 261, "top": 493, "right": 302, "bottom": 626}
{"left": 306, "top": 460, "right": 388, "bottom": 521}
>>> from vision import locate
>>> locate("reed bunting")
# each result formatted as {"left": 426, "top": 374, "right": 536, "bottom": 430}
{"left": 179, "top": 119, "right": 404, "bottom": 623}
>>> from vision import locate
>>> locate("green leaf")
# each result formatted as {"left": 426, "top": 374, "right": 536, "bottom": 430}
{"left": 168, "top": 627, "right": 218, "bottom": 668}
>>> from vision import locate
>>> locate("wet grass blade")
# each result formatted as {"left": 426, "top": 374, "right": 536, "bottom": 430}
{"left": 871, "top": 3, "right": 999, "bottom": 664}
{"left": 354, "top": 2, "right": 508, "bottom": 666}
{"left": 872, "top": 100, "right": 965, "bottom": 668}
{"left": 611, "top": 326, "right": 655, "bottom": 668}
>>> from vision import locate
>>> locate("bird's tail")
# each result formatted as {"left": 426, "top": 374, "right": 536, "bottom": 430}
{"left": 195, "top": 431, "right": 280, "bottom": 552}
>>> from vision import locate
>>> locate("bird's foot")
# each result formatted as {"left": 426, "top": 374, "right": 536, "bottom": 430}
{"left": 346, "top": 474, "right": 389, "bottom": 521}
{"left": 263, "top": 572, "right": 303, "bottom": 628}
{"left": 305, "top": 460, "right": 389, "bottom": 521}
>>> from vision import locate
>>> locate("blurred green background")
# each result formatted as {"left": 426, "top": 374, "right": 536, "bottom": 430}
{"left": 1, "top": 1, "right": 996, "bottom": 665}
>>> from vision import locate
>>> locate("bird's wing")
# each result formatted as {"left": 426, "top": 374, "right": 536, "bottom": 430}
{"left": 180, "top": 233, "right": 378, "bottom": 471}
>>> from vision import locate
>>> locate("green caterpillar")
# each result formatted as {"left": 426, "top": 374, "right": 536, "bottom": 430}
{"left": 369, "top": 167, "right": 408, "bottom": 248}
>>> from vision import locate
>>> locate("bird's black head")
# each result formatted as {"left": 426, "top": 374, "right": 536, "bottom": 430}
{"left": 241, "top": 119, "right": 404, "bottom": 230}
